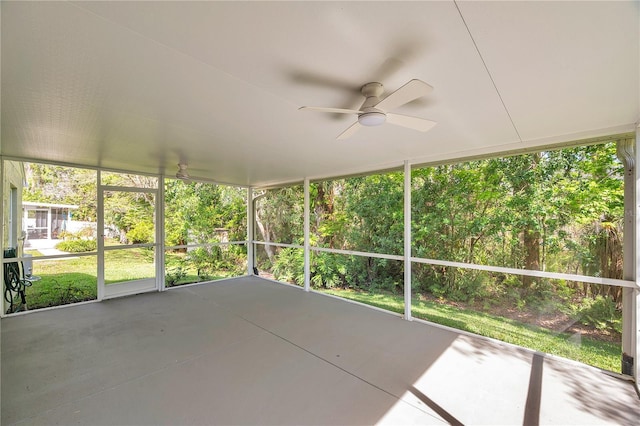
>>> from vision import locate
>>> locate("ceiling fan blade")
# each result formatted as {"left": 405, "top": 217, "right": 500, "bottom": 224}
{"left": 176, "top": 174, "right": 233, "bottom": 186}
{"left": 337, "top": 121, "right": 362, "bottom": 140}
{"left": 374, "top": 79, "right": 433, "bottom": 111}
{"left": 386, "top": 113, "right": 437, "bottom": 132}
{"left": 299, "top": 106, "right": 361, "bottom": 114}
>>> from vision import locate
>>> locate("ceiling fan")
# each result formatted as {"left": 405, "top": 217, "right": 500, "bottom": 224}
{"left": 176, "top": 163, "right": 191, "bottom": 180}
{"left": 175, "top": 163, "right": 217, "bottom": 184}
{"left": 299, "top": 79, "right": 436, "bottom": 140}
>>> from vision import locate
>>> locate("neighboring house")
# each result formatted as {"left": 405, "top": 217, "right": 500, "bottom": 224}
{"left": 22, "top": 201, "right": 78, "bottom": 241}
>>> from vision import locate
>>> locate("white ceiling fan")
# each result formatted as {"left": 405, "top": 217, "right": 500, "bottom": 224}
{"left": 174, "top": 163, "right": 242, "bottom": 187}
{"left": 175, "top": 163, "right": 218, "bottom": 184}
{"left": 299, "top": 79, "right": 436, "bottom": 140}
{"left": 175, "top": 163, "right": 191, "bottom": 180}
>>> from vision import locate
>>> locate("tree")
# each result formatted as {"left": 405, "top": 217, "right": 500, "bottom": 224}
{"left": 254, "top": 186, "right": 303, "bottom": 263}
{"left": 164, "top": 179, "right": 246, "bottom": 247}
{"left": 24, "top": 163, "right": 97, "bottom": 221}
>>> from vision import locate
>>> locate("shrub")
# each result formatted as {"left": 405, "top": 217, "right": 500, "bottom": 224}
{"left": 271, "top": 247, "right": 304, "bottom": 284}
{"left": 165, "top": 266, "right": 187, "bottom": 287}
{"left": 187, "top": 246, "right": 222, "bottom": 279}
{"left": 571, "top": 295, "right": 622, "bottom": 334}
{"left": 56, "top": 239, "right": 97, "bottom": 253}
{"left": 311, "top": 252, "right": 346, "bottom": 289}
{"left": 126, "top": 221, "right": 154, "bottom": 244}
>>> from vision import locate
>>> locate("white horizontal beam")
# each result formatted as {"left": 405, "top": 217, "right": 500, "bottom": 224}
{"left": 165, "top": 241, "right": 247, "bottom": 250}
{"left": 99, "top": 185, "right": 157, "bottom": 193}
{"left": 2, "top": 252, "right": 97, "bottom": 263}
{"left": 252, "top": 242, "right": 631, "bottom": 289}
{"left": 411, "top": 257, "right": 637, "bottom": 289}
{"left": 311, "top": 246, "right": 404, "bottom": 262}
{"left": 103, "top": 243, "right": 157, "bottom": 251}
{"left": 253, "top": 241, "right": 303, "bottom": 249}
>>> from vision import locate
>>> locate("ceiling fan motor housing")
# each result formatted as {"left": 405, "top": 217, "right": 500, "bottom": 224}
{"left": 358, "top": 83, "right": 386, "bottom": 126}
{"left": 358, "top": 111, "right": 386, "bottom": 126}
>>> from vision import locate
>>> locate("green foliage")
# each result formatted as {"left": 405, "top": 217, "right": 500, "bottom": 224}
{"left": 55, "top": 239, "right": 97, "bottom": 253}
{"left": 23, "top": 163, "right": 97, "bottom": 221}
{"left": 315, "top": 254, "right": 347, "bottom": 288}
{"left": 187, "top": 247, "right": 218, "bottom": 280}
{"left": 255, "top": 186, "right": 304, "bottom": 245}
{"left": 569, "top": 295, "right": 622, "bottom": 334}
{"left": 165, "top": 266, "right": 187, "bottom": 287}
{"left": 164, "top": 248, "right": 246, "bottom": 287}
{"left": 165, "top": 180, "right": 247, "bottom": 247}
{"left": 55, "top": 229, "right": 98, "bottom": 252}
{"left": 104, "top": 190, "right": 155, "bottom": 243}
{"left": 265, "top": 142, "right": 624, "bottom": 341}
{"left": 21, "top": 253, "right": 98, "bottom": 309}
{"left": 182, "top": 245, "right": 246, "bottom": 280}
{"left": 126, "top": 221, "right": 154, "bottom": 244}
{"left": 26, "top": 274, "right": 97, "bottom": 308}
{"left": 272, "top": 248, "right": 304, "bottom": 284}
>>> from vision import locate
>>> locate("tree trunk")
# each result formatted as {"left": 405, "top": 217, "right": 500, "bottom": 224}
{"left": 522, "top": 226, "right": 540, "bottom": 289}
{"left": 254, "top": 209, "right": 274, "bottom": 263}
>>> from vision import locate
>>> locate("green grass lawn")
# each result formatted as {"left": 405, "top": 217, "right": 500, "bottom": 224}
{"left": 19, "top": 248, "right": 239, "bottom": 309}
{"left": 23, "top": 251, "right": 98, "bottom": 309}
{"left": 104, "top": 248, "right": 155, "bottom": 283}
{"left": 318, "top": 288, "right": 621, "bottom": 373}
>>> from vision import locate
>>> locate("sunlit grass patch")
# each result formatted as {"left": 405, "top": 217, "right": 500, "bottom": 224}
{"left": 318, "top": 287, "right": 621, "bottom": 373}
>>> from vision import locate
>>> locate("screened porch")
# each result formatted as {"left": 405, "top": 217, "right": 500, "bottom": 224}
{"left": 1, "top": 1, "right": 639, "bottom": 424}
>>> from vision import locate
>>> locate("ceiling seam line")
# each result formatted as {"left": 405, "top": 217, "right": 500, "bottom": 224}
{"left": 453, "top": 0, "right": 523, "bottom": 143}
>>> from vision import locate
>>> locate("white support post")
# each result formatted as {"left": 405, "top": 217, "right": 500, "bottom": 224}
{"left": 304, "top": 178, "right": 311, "bottom": 291}
{"left": 46, "top": 207, "right": 52, "bottom": 240}
{"left": 404, "top": 160, "right": 412, "bottom": 321}
{"left": 157, "top": 178, "right": 165, "bottom": 291}
{"left": 96, "top": 170, "right": 104, "bottom": 301}
{"left": 247, "top": 187, "right": 254, "bottom": 275}
{"left": 0, "top": 156, "right": 2, "bottom": 419}
{"left": 618, "top": 138, "right": 636, "bottom": 376}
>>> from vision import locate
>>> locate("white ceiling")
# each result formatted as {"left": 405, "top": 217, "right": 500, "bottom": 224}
{"left": 1, "top": 1, "right": 638, "bottom": 187}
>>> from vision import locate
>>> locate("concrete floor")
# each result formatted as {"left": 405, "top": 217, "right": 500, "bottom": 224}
{"left": 1, "top": 276, "right": 639, "bottom": 425}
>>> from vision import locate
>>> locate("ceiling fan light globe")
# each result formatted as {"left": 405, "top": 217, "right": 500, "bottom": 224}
{"left": 358, "top": 112, "right": 386, "bottom": 127}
